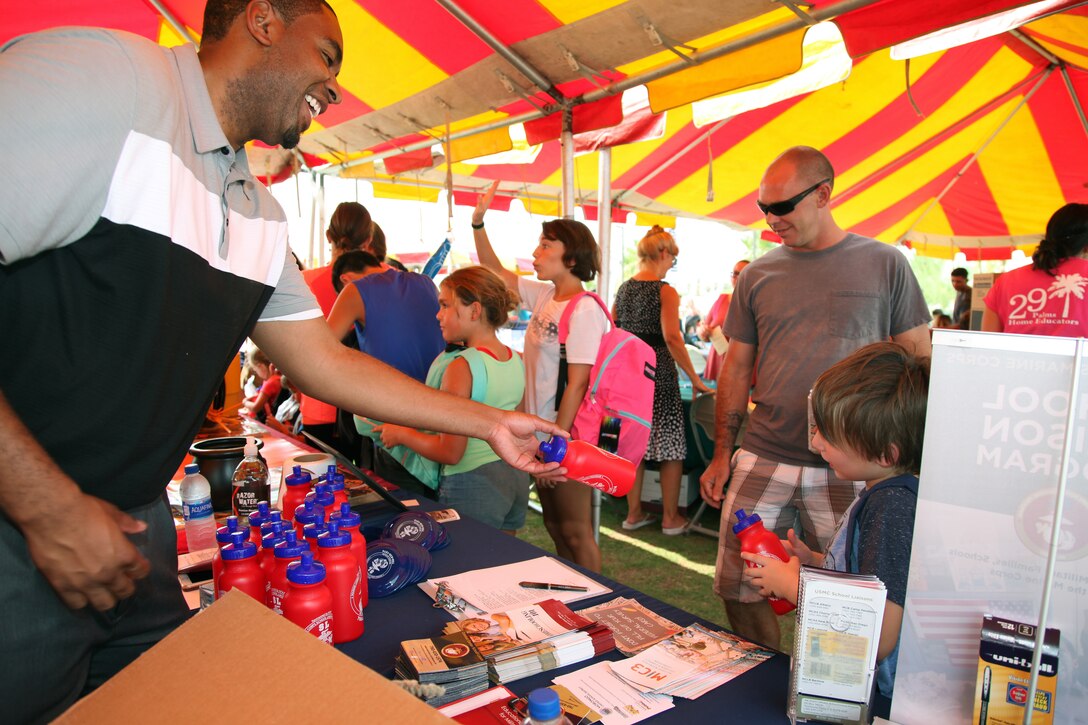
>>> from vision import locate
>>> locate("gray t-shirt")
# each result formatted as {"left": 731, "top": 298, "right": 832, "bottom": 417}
{"left": 724, "top": 233, "right": 929, "bottom": 465}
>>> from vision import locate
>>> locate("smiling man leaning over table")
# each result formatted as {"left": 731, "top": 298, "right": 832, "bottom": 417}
{"left": 0, "top": 2, "right": 563, "bottom": 721}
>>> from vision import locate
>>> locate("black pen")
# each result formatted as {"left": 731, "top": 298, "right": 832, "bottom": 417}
{"left": 979, "top": 665, "right": 990, "bottom": 725}
{"left": 519, "top": 581, "right": 589, "bottom": 592}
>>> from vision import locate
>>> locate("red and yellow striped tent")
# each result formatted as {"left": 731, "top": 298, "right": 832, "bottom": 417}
{"left": 6, "top": 0, "right": 1087, "bottom": 258}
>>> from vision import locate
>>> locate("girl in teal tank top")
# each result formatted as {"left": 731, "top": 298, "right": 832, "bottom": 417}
{"left": 375, "top": 267, "right": 530, "bottom": 533}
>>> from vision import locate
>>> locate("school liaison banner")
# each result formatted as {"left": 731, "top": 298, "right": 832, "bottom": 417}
{"left": 892, "top": 330, "right": 1087, "bottom": 725}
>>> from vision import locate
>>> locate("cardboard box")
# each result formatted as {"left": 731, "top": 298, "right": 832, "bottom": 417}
{"left": 972, "top": 614, "right": 1060, "bottom": 725}
{"left": 54, "top": 591, "right": 453, "bottom": 723}
{"left": 639, "top": 470, "right": 701, "bottom": 514}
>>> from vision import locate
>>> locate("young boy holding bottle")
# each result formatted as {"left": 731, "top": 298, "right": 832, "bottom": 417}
{"left": 740, "top": 341, "right": 930, "bottom": 719}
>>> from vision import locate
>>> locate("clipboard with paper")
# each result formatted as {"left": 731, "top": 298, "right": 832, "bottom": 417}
{"left": 420, "top": 556, "right": 611, "bottom": 618}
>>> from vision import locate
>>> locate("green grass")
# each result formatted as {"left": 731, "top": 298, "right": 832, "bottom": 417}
{"left": 520, "top": 491, "right": 795, "bottom": 654}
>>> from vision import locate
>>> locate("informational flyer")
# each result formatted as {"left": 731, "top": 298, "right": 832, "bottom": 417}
{"left": 793, "top": 573, "right": 885, "bottom": 705}
{"left": 553, "top": 661, "right": 674, "bottom": 725}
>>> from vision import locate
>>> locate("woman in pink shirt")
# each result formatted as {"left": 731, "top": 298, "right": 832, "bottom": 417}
{"left": 983, "top": 203, "right": 1088, "bottom": 337}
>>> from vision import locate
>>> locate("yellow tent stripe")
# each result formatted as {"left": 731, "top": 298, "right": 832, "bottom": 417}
{"left": 646, "top": 30, "right": 806, "bottom": 113}
{"left": 372, "top": 182, "right": 440, "bottom": 202}
{"left": 977, "top": 102, "right": 1063, "bottom": 236}
{"left": 634, "top": 212, "right": 677, "bottom": 228}
{"left": 328, "top": 0, "right": 446, "bottom": 110}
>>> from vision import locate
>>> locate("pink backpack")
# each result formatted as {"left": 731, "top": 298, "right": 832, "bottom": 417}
{"left": 557, "top": 292, "right": 656, "bottom": 466}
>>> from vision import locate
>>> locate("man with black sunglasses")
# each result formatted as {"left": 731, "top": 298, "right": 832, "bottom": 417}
{"left": 699, "top": 146, "right": 931, "bottom": 649}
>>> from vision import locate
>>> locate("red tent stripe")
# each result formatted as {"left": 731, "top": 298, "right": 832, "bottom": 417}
{"left": 824, "top": 40, "right": 1006, "bottom": 180}
{"left": 1026, "top": 70, "right": 1088, "bottom": 201}
{"left": 451, "top": 0, "right": 563, "bottom": 46}
{"left": 849, "top": 165, "right": 961, "bottom": 239}
{"left": 829, "top": 0, "right": 1076, "bottom": 58}
{"left": 619, "top": 95, "right": 808, "bottom": 200}
{"left": 470, "top": 142, "right": 563, "bottom": 185}
{"left": 355, "top": 0, "right": 492, "bottom": 74}
{"left": 944, "top": 162, "right": 1010, "bottom": 237}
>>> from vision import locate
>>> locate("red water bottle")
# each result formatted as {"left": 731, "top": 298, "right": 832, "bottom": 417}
{"left": 248, "top": 501, "right": 271, "bottom": 553}
{"left": 216, "top": 531, "right": 266, "bottom": 602}
{"left": 212, "top": 516, "right": 246, "bottom": 595}
{"left": 330, "top": 503, "right": 368, "bottom": 605}
{"left": 268, "top": 530, "right": 308, "bottom": 613}
{"left": 281, "top": 465, "right": 313, "bottom": 523}
{"left": 330, "top": 473, "right": 350, "bottom": 509}
{"left": 294, "top": 494, "right": 320, "bottom": 539}
{"left": 260, "top": 521, "right": 288, "bottom": 586}
{"left": 538, "top": 436, "right": 636, "bottom": 496}
{"left": 282, "top": 551, "right": 334, "bottom": 643}
{"left": 733, "top": 508, "right": 796, "bottom": 615}
{"left": 317, "top": 520, "right": 364, "bottom": 642}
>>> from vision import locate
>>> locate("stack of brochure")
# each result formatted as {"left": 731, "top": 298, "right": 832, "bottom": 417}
{"left": 788, "top": 566, "right": 887, "bottom": 724}
{"left": 608, "top": 624, "right": 775, "bottom": 699}
{"left": 394, "top": 629, "right": 490, "bottom": 706}
{"left": 577, "top": 597, "right": 682, "bottom": 656}
{"left": 443, "top": 599, "right": 615, "bottom": 684}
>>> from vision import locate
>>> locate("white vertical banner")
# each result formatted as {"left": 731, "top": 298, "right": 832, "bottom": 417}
{"left": 892, "top": 330, "right": 1087, "bottom": 724}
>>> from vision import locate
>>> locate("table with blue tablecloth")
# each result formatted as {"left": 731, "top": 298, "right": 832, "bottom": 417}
{"left": 339, "top": 491, "right": 791, "bottom": 724}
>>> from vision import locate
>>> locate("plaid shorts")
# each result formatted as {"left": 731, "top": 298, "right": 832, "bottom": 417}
{"left": 713, "top": 448, "right": 864, "bottom": 603}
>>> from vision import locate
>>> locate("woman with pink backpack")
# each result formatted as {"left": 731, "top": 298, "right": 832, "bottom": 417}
{"left": 614, "top": 226, "right": 712, "bottom": 535}
{"left": 471, "top": 182, "right": 608, "bottom": 571}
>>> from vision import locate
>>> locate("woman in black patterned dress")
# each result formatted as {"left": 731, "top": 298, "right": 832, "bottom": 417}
{"left": 612, "top": 226, "right": 712, "bottom": 534}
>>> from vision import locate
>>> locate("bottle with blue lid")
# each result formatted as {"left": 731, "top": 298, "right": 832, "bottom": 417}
{"left": 523, "top": 688, "right": 571, "bottom": 725}
{"left": 180, "top": 463, "right": 217, "bottom": 552}
{"left": 283, "top": 551, "right": 334, "bottom": 643}
{"left": 318, "top": 520, "right": 364, "bottom": 642}
{"left": 212, "top": 515, "right": 247, "bottom": 594}
{"left": 313, "top": 481, "right": 335, "bottom": 510}
{"left": 282, "top": 465, "right": 313, "bottom": 523}
{"left": 216, "top": 531, "right": 265, "bottom": 603}
{"left": 268, "top": 530, "right": 308, "bottom": 613}
{"left": 329, "top": 473, "right": 349, "bottom": 509}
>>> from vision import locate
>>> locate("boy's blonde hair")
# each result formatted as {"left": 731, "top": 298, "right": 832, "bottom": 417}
{"left": 811, "top": 342, "right": 930, "bottom": 474}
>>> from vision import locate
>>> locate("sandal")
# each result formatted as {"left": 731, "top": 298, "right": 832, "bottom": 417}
{"left": 621, "top": 513, "right": 657, "bottom": 531}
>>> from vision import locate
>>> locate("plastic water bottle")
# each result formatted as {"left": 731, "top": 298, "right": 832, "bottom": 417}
{"left": 216, "top": 530, "right": 265, "bottom": 602}
{"left": 317, "top": 520, "right": 364, "bottom": 642}
{"left": 733, "top": 508, "right": 796, "bottom": 615}
{"left": 537, "top": 436, "right": 636, "bottom": 496}
{"left": 283, "top": 551, "right": 334, "bottom": 643}
{"left": 422, "top": 237, "right": 452, "bottom": 278}
{"left": 522, "top": 688, "right": 571, "bottom": 725}
{"left": 231, "top": 437, "right": 269, "bottom": 520}
{"left": 180, "top": 463, "right": 217, "bottom": 552}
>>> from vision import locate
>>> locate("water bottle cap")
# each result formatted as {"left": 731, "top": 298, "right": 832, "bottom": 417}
{"left": 274, "top": 531, "right": 308, "bottom": 559}
{"left": 285, "top": 465, "right": 312, "bottom": 487}
{"left": 330, "top": 502, "right": 360, "bottom": 528}
{"left": 243, "top": 437, "right": 258, "bottom": 457}
{"left": 217, "top": 520, "right": 248, "bottom": 544}
{"left": 325, "top": 464, "right": 338, "bottom": 480}
{"left": 303, "top": 521, "right": 328, "bottom": 544}
{"left": 318, "top": 519, "right": 351, "bottom": 547}
{"left": 537, "top": 436, "right": 568, "bottom": 464}
{"left": 221, "top": 530, "right": 258, "bottom": 560}
{"left": 313, "top": 482, "right": 335, "bottom": 507}
{"left": 294, "top": 499, "right": 324, "bottom": 526}
{"left": 328, "top": 473, "right": 345, "bottom": 492}
{"left": 732, "top": 508, "right": 764, "bottom": 535}
{"left": 526, "top": 688, "right": 562, "bottom": 721}
{"left": 262, "top": 527, "right": 287, "bottom": 550}
{"left": 248, "top": 504, "right": 270, "bottom": 528}
{"left": 286, "top": 550, "right": 326, "bottom": 585}
{"left": 184, "top": 463, "right": 200, "bottom": 475}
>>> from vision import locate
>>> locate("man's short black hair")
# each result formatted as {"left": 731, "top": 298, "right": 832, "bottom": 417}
{"left": 951, "top": 267, "right": 969, "bottom": 279}
{"left": 332, "top": 250, "right": 380, "bottom": 293}
{"left": 202, "top": 0, "right": 335, "bottom": 42}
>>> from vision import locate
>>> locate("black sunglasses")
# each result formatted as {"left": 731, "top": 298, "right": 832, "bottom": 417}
{"left": 757, "top": 178, "right": 829, "bottom": 216}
